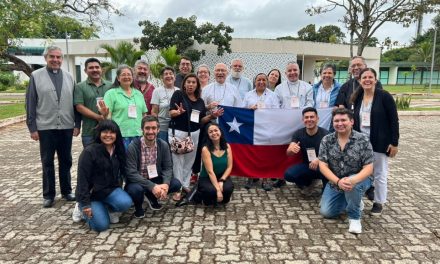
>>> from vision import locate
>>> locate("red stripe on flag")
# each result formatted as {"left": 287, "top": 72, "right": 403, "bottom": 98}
{"left": 229, "top": 143, "right": 303, "bottom": 179}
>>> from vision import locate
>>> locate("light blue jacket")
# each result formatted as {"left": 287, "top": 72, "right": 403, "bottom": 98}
{"left": 312, "top": 80, "right": 342, "bottom": 108}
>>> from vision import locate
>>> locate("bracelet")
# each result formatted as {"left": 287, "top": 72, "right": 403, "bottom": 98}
{"left": 218, "top": 178, "right": 225, "bottom": 182}
{"left": 336, "top": 178, "right": 341, "bottom": 187}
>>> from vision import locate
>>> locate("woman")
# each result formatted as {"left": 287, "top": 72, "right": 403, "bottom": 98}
{"left": 103, "top": 65, "right": 148, "bottom": 149}
{"left": 151, "top": 66, "right": 179, "bottom": 142}
{"left": 351, "top": 68, "right": 399, "bottom": 216}
{"left": 312, "top": 63, "right": 341, "bottom": 109}
{"left": 76, "top": 120, "right": 132, "bottom": 232}
{"left": 169, "top": 73, "right": 223, "bottom": 200}
{"left": 268, "top": 69, "right": 282, "bottom": 91}
{"left": 243, "top": 73, "right": 280, "bottom": 191}
{"left": 195, "top": 122, "right": 234, "bottom": 205}
{"left": 197, "top": 64, "right": 211, "bottom": 89}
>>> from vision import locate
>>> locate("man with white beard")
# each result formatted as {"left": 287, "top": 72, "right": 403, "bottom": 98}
{"left": 133, "top": 60, "right": 155, "bottom": 114}
{"left": 275, "top": 62, "right": 314, "bottom": 109}
{"left": 226, "top": 58, "right": 253, "bottom": 100}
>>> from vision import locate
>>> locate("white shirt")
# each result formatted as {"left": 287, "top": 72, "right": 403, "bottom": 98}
{"left": 274, "top": 80, "right": 314, "bottom": 109}
{"left": 314, "top": 83, "right": 333, "bottom": 109}
{"left": 243, "top": 88, "right": 280, "bottom": 109}
{"left": 202, "top": 81, "right": 243, "bottom": 107}
{"left": 226, "top": 75, "right": 253, "bottom": 100}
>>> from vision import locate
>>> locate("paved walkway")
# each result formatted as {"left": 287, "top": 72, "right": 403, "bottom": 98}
{"left": 0, "top": 117, "right": 439, "bottom": 263}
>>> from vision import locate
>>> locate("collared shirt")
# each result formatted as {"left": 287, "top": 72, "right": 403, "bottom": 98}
{"left": 201, "top": 81, "right": 243, "bottom": 107}
{"left": 318, "top": 130, "right": 374, "bottom": 179}
{"left": 226, "top": 75, "right": 253, "bottom": 100}
{"left": 134, "top": 80, "right": 155, "bottom": 114}
{"left": 74, "top": 78, "right": 112, "bottom": 136}
{"left": 315, "top": 83, "right": 334, "bottom": 108}
{"left": 140, "top": 137, "right": 157, "bottom": 179}
{"left": 274, "top": 80, "right": 314, "bottom": 109}
{"left": 243, "top": 88, "right": 280, "bottom": 109}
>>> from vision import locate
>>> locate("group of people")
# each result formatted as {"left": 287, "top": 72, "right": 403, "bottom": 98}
{"left": 26, "top": 46, "right": 399, "bottom": 234}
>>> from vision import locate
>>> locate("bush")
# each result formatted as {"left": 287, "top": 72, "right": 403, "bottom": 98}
{"left": 395, "top": 95, "right": 412, "bottom": 110}
{"left": 0, "top": 71, "right": 17, "bottom": 87}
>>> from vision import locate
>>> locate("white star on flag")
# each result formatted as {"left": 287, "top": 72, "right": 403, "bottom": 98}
{"left": 227, "top": 117, "right": 243, "bottom": 134}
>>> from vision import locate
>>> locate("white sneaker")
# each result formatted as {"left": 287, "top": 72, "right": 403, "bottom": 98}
{"left": 72, "top": 202, "right": 82, "bottom": 223}
{"left": 109, "top": 212, "right": 121, "bottom": 224}
{"left": 348, "top": 219, "right": 362, "bottom": 234}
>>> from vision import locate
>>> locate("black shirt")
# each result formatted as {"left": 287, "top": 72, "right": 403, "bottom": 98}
{"left": 169, "top": 90, "right": 207, "bottom": 132}
{"left": 335, "top": 78, "right": 383, "bottom": 109}
{"left": 291, "top": 127, "right": 329, "bottom": 164}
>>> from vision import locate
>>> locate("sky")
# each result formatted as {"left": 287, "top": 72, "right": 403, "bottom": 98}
{"left": 101, "top": 0, "right": 437, "bottom": 48}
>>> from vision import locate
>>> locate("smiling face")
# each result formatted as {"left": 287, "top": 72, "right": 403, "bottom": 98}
{"left": 285, "top": 63, "right": 300, "bottom": 82}
{"left": 302, "top": 111, "right": 319, "bottom": 130}
{"left": 214, "top": 63, "right": 228, "bottom": 84}
{"left": 142, "top": 120, "right": 159, "bottom": 142}
{"left": 268, "top": 70, "right": 280, "bottom": 87}
{"left": 85, "top": 62, "right": 102, "bottom": 82}
{"left": 333, "top": 113, "right": 354, "bottom": 134}
{"left": 350, "top": 57, "right": 366, "bottom": 79}
{"left": 197, "top": 66, "right": 210, "bottom": 84}
{"left": 179, "top": 58, "right": 192, "bottom": 75}
{"left": 320, "top": 67, "right": 334, "bottom": 85}
{"left": 161, "top": 69, "right": 175, "bottom": 88}
{"left": 207, "top": 124, "right": 222, "bottom": 142}
{"left": 117, "top": 68, "right": 133, "bottom": 88}
{"left": 359, "top": 69, "right": 377, "bottom": 92}
{"left": 254, "top": 74, "right": 267, "bottom": 92}
{"left": 134, "top": 63, "right": 150, "bottom": 83}
{"left": 45, "top": 49, "right": 63, "bottom": 70}
{"left": 100, "top": 129, "right": 116, "bottom": 146}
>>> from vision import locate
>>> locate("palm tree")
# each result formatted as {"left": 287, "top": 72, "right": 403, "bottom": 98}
{"left": 149, "top": 45, "right": 181, "bottom": 79}
{"left": 99, "top": 41, "right": 145, "bottom": 74}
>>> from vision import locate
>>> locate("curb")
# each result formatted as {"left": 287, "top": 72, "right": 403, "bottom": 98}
{"left": 0, "top": 115, "right": 26, "bottom": 128}
{"left": 398, "top": 111, "right": 440, "bottom": 116}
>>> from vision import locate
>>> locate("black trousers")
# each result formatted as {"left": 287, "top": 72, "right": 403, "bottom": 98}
{"left": 196, "top": 177, "right": 234, "bottom": 206}
{"left": 38, "top": 129, "right": 73, "bottom": 199}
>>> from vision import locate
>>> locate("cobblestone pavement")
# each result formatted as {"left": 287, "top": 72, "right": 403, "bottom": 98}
{"left": 0, "top": 117, "right": 439, "bottom": 264}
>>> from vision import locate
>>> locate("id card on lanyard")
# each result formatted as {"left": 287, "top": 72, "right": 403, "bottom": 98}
{"left": 128, "top": 104, "right": 137, "bottom": 119}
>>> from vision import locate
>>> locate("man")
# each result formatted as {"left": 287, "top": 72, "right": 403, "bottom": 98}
{"left": 174, "top": 56, "right": 192, "bottom": 88}
{"left": 226, "top": 58, "right": 253, "bottom": 99}
{"left": 335, "top": 56, "right": 383, "bottom": 110}
{"left": 202, "top": 63, "right": 243, "bottom": 108}
{"left": 74, "top": 58, "right": 112, "bottom": 147}
{"left": 284, "top": 107, "right": 329, "bottom": 191}
{"left": 125, "top": 115, "right": 182, "bottom": 218}
{"left": 319, "top": 108, "right": 374, "bottom": 234}
{"left": 133, "top": 59, "right": 155, "bottom": 114}
{"left": 26, "top": 46, "right": 80, "bottom": 207}
{"left": 275, "top": 62, "right": 314, "bottom": 109}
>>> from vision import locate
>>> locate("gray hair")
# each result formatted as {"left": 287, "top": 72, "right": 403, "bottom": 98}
{"left": 43, "top": 46, "right": 62, "bottom": 57}
{"left": 116, "top": 64, "right": 134, "bottom": 77}
{"left": 197, "top": 64, "right": 210, "bottom": 75}
{"left": 230, "top": 58, "right": 243, "bottom": 66}
{"left": 351, "top": 56, "right": 366, "bottom": 66}
{"left": 134, "top": 59, "right": 149, "bottom": 68}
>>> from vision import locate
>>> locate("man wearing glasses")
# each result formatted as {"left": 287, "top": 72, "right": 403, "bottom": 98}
{"left": 174, "top": 56, "right": 192, "bottom": 88}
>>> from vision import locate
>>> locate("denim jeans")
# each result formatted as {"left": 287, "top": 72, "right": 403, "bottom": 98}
{"left": 320, "top": 177, "right": 372, "bottom": 220}
{"left": 81, "top": 136, "right": 94, "bottom": 148}
{"left": 158, "top": 131, "right": 169, "bottom": 143}
{"left": 123, "top": 137, "right": 139, "bottom": 150}
{"left": 80, "top": 187, "right": 132, "bottom": 232}
{"left": 284, "top": 163, "right": 328, "bottom": 191}
{"left": 38, "top": 129, "right": 73, "bottom": 199}
{"left": 125, "top": 178, "right": 182, "bottom": 212}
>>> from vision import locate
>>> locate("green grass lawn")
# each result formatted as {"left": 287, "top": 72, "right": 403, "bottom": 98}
{"left": 0, "top": 103, "right": 25, "bottom": 120}
{"left": 384, "top": 85, "right": 440, "bottom": 94}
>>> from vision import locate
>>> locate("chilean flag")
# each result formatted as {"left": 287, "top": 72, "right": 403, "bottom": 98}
{"left": 218, "top": 106, "right": 332, "bottom": 179}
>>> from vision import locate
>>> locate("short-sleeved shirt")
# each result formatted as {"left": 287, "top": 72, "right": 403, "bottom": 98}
{"left": 243, "top": 88, "right": 280, "bottom": 109}
{"left": 151, "top": 86, "right": 179, "bottom": 132}
{"left": 318, "top": 130, "right": 374, "bottom": 179}
{"left": 103, "top": 87, "right": 147, "bottom": 137}
{"left": 169, "top": 90, "right": 207, "bottom": 132}
{"left": 74, "top": 78, "right": 112, "bottom": 136}
{"left": 291, "top": 127, "right": 329, "bottom": 164}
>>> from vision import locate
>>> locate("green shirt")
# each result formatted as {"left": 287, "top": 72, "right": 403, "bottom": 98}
{"left": 200, "top": 149, "right": 228, "bottom": 179}
{"left": 104, "top": 87, "right": 148, "bottom": 137}
{"left": 74, "top": 78, "right": 112, "bottom": 137}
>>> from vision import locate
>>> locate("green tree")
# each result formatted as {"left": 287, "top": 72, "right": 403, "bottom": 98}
{"left": 149, "top": 45, "right": 181, "bottom": 79}
{"left": 135, "top": 16, "right": 233, "bottom": 62}
{"left": 297, "top": 24, "right": 317, "bottom": 41}
{"left": 293, "top": 24, "right": 346, "bottom": 43}
{"left": 409, "top": 41, "right": 433, "bottom": 62}
{"left": 382, "top": 47, "right": 415, "bottom": 62}
{"left": 306, "top": 0, "right": 440, "bottom": 56}
{"left": 0, "top": 0, "right": 121, "bottom": 77}
{"left": 99, "top": 41, "right": 145, "bottom": 74}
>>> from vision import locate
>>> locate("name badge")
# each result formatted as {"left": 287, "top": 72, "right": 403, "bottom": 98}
{"left": 306, "top": 148, "right": 317, "bottom": 162}
{"left": 290, "top": 96, "right": 300, "bottom": 108}
{"left": 256, "top": 101, "right": 266, "bottom": 109}
{"left": 147, "top": 164, "right": 158, "bottom": 179}
{"left": 190, "top": 109, "right": 200, "bottom": 123}
{"left": 128, "top": 104, "right": 137, "bottom": 119}
{"left": 319, "top": 101, "right": 329, "bottom": 108}
{"left": 361, "top": 112, "right": 371, "bottom": 127}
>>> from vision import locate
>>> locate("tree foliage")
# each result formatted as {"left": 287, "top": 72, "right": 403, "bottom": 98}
{"left": 306, "top": 0, "right": 440, "bottom": 56}
{"left": 99, "top": 41, "right": 145, "bottom": 74}
{"left": 278, "top": 24, "right": 346, "bottom": 44}
{"left": 135, "top": 16, "right": 234, "bottom": 62}
{"left": 0, "top": 0, "right": 121, "bottom": 77}
{"left": 149, "top": 45, "right": 181, "bottom": 79}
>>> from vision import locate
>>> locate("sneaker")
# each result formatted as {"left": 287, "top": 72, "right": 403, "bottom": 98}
{"left": 244, "top": 178, "right": 254, "bottom": 189}
{"left": 273, "top": 179, "right": 286, "bottom": 188}
{"left": 366, "top": 186, "right": 375, "bottom": 201}
{"left": 261, "top": 181, "right": 273, "bottom": 191}
{"left": 145, "top": 196, "right": 163, "bottom": 211}
{"left": 134, "top": 209, "right": 145, "bottom": 219}
{"left": 72, "top": 202, "right": 82, "bottom": 223}
{"left": 370, "top": 202, "right": 383, "bottom": 216}
{"left": 348, "top": 219, "right": 362, "bottom": 234}
{"left": 109, "top": 212, "right": 120, "bottom": 224}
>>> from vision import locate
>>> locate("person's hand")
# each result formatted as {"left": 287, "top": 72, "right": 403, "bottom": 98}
{"left": 216, "top": 190, "right": 223, "bottom": 202}
{"left": 218, "top": 181, "right": 224, "bottom": 192}
{"left": 98, "top": 101, "right": 109, "bottom": 117}
{"left": 175, "top": 103, "right": 186, "bottom": 115}
{"left": 287, "top": 142, "right": 301, "bottom": 155}
{"left": 73, "top": 128, "right": 80, "bottom": 137}
{"left": 250, "top": 104, "right": 258, "bottom": 110}
{"left": 212, "top": 107, "right": 224, "bottom": 118}
{"left": 208, "top": 101, "right": 219, "bottom": 110}
{"left": 309, "top": 159, "right": 319, "bottom": 171}
{"left": 152, "top": 185, "right": 164, "bottom": 199}
{"left": 158, "top": 184, "right": 169, "bottom": 200}
{"left": 387, "top": 145, "right": 398, "bottom": 158}
{"left": 30, "top": 131, "right": 39, "bottom": 141}
{"left": 338, "top": 177, "right": 353, "bottom": 192}
{"left": 82, "top": 207, "right": 92, "bottom": 218}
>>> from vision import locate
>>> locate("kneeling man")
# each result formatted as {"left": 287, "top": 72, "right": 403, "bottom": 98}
{"left": 125, "top": 116, "right": 182, "bottom": 218}
{"left": 319, "top": 108, "right": 373, "bottom": 234}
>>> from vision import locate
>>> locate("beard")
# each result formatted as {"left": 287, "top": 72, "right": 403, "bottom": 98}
{"left": 136, "top": 75, "right": 148, "bottom": 83}
{"left": 231, "top": 71, "right": 242, "bottom": 79}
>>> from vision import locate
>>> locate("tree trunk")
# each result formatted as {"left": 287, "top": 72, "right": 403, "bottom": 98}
{"left": 0, "top": 52, "right": 34, "bottom": 77}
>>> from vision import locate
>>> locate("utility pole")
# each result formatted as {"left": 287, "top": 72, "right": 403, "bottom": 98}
{"left": 429, "top": 27, "right": 437, "bottom": 96}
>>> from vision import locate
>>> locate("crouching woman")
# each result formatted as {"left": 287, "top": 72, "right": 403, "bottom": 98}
{"left": 76, "top": 120, "right": 132, "bottom": 232}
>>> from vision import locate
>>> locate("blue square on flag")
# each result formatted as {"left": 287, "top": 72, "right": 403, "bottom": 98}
{"left": 219, "top": 106, "right": 254, "bottom": 145}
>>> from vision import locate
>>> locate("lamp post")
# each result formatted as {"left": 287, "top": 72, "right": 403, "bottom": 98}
{"left": 429, "top": 27, "right": 437, "bottom": 96}
{"left": 65, "top": 31, "right": 71, "bottom": 72}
